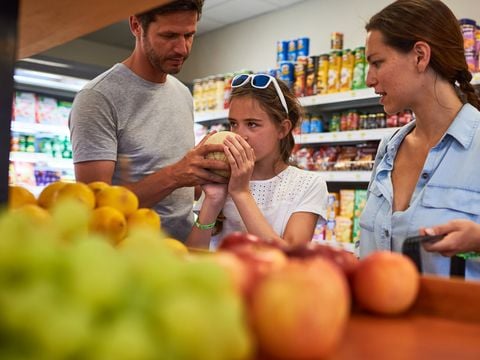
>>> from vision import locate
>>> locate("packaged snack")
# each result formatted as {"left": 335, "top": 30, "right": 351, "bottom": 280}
{"left": 339, "top": 189, "right": 355, "bottom": 219}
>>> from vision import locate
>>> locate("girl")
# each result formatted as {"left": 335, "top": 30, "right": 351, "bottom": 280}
{"left": 359, "top": 0, "right": 480, "bottom": 279}
{"left": 186, "top": 73, "right": 328, "bottom": 249}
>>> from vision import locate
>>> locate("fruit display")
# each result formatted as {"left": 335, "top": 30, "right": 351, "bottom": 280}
{"left": 3, "top": 182, "right": 425, "bottom": 359}
{"left": 1, "top": 183, "right": 252, "bottom": 360}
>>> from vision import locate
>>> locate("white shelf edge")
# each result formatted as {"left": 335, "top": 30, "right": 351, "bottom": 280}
{"left": 11, "top": 121, "right": 70, "bottom": 136}
{"left": 10, "top": 152, "right": 74, "bottom": 169}
{"left": 294, "top": 127, "right": 400, "bottom": 144}
{"left": 298, "top": 88, "right": 379, "bottom": 107}
{"left": 314, "top": 170, "right": 371, "bottom": 182}
{"left": 194, "top": 109, "right": 229, "bottom": 123}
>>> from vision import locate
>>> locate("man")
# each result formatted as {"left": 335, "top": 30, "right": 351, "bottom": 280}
{"left": 69, "top": 0, "right": 228, "bottom": 241}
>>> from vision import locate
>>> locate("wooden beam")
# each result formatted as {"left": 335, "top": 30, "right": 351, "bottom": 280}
{"left": 18, "top": 0, "right": 170, "bottom": 59}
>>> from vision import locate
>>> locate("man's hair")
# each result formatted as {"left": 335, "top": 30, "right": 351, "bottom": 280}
{"left": 136, "top": 0, "right": 204, "bottom": 31}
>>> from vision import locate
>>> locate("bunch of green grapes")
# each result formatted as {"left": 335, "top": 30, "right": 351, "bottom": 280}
{"left": 0, "top": 202, "right": 253, "bottom": 360}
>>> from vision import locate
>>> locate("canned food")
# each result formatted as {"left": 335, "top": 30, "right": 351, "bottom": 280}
{"left": 331, "top": 32, "right": 343, "bottom": 50}
{"left": 316, "top": 54, "right": 329, "bottom": 95}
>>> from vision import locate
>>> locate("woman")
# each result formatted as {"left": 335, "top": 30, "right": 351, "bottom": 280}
{"left": 358, "top": 0, "right": 480, "bottom": 279}
{"left": 186, "top": 73, "right": 328, "bottom": 249}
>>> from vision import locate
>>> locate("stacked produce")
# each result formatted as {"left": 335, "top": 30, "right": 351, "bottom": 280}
{"left": 2, "top": 182, "right": 421, "bottom": 359}
{"left": 1, "top": 183, "right": 252, "bottom": 360}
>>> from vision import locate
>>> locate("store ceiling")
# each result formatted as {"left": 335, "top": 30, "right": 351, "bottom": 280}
{"left": 81, "top": 0, "right": 308, "bottom": 50}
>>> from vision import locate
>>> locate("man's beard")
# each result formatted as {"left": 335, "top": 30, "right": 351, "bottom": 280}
{"left": 144, "top": 38, "right": 184, "bottom": 75}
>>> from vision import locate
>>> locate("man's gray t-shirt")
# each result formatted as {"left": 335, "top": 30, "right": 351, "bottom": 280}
{"left": 69, "top": 63, "right": 194, "bottom": 241}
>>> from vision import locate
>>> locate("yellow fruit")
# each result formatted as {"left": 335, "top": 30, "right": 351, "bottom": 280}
{"left": 127, "top": 208, "right": 161, "bottom": 232}
{"left": 38, "top": 181, "right": 68, "bottom": 209}
{"left": 8, "top": 185, "right": 36, "bottom": 209}
{"left": 13, "top": 204, "right": 51, "bottom": 226}
{"left": 90, "top": 206, "right": 127, "bottom": 245}
{"left": 57, "top": 182, "right": 96, "bottom": 210}
{"left": 96, "top": 186, "right": 139, "bottom": 216}
{"left": 88, "top": 181, "right": 110, "bottom": 197}
{"left": 163, "top": 237, "right": 188, "bottom": 255}
{"left": 204, "top": 131, "right": 235, "bottom": 178}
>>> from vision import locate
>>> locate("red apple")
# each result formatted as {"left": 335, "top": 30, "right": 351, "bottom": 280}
{"left": 352, "top": 251, "right": 420, "bottom": 315}
{"left": 250, "top": 258, "right": 350, "bottom": 359}
{"left": 285, "top": 242, "right": 359, "bottom": 277}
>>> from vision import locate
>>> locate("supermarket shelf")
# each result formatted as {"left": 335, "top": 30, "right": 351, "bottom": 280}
{"left": 194, "top": 88, "right": 381, "bottom": 124}
{"left": 10, "top": 151, "right": 73, "bottom": 169}
{"left": 298, "top": 88, "right": 380, "bottom": 111}
{"left": 194, "top": 109, "right": 229, "bottom": 124}
{"left": 315, "top": 170, "right": 371, "bottom": 183}
{"left": 11, "top": 121, "right": 70, "bottom": 136}
{"left": 294, "top": 127, "right": 400, "bottom": 145}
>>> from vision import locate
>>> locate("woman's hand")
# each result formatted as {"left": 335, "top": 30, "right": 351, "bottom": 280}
{"left": 420, "top": 219, "right": 480, "bottom": 257}
{"left": 223, "top": 135, "right": 255, "bottom": 196}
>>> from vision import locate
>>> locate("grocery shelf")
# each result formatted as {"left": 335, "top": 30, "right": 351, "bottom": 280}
{"left": 11, "top": 121, "right": 70, "bottom": 136}
{"left": 315, "top": 170, "right": 371, "bottom": 183}
{"left": 299, "top": 88, "right": 380, "bottom": 111}
{"left": 194, "top": 109, "right": 229, "bottom": 124}
{"left": 294, "top": 127, "right": 400, "bottom": 145}
{"left": 10, "top": 151, "right": 73, "bottom": 169}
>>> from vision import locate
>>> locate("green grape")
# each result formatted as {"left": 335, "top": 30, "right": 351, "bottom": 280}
{"left": 89, "top": 314, "right": 158, "bottom": 360}
{"left": 35, "top": 301, "right": 92, "bottom": 359}
{"left": 50, "top": 199, "right": 91, "bottom": 243}
{"left": 66, "top": 237, "right": 128, "bottom": 311}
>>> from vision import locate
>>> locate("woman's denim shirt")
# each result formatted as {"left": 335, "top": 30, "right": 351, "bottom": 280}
{"left": 358, "top": 104, "right": 480, "bottom": 279}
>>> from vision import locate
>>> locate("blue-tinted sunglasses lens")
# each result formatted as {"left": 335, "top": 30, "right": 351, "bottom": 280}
{"left": 232, "top": 74, "right": 249, "bottom": 87}
{"left": 252, "top": 75, "right": 270, "bottom": 87}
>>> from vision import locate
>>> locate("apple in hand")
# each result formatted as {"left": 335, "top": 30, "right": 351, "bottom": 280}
{"left": 250, "top": 258, "right": 350, "bottom": 360}
{"left": 352, "top": 251, "right": 420, "bottom": 315}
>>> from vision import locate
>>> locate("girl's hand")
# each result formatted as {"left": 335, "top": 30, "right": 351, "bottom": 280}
{"left": 201, "top": 183, "right": 228, "bottom": 206}
{"left": 420, "top": 219, "right": 480, "bottom": 257}
{"left": 223, "top": 135, "right": 255, "bottom": 196}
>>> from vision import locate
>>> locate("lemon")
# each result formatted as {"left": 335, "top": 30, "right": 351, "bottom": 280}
{"left": 127, "top": 208, "right": 161, "bottom": 232}
{"left": 163, "top": 237, "right": 188, "bottom": 255}
{"left": 38, "top": 181, "right": 68, "bottom": 209}
{"left": 57, "top": 182, "right": 96, "bottom": 210}
{"left": 88, "top": 180, "right": 110, "bottom": 195}
{"left": 8, "top": 185, "right": 37, "bottom": 209}
{"left": 90, "top": 206, "right": 127, "bottom": 245}
{"left": 96, "top": 185, "right": 139, "bottom": 216}
{"left": 13, "top": 204, "right": 51, "bottom": 226}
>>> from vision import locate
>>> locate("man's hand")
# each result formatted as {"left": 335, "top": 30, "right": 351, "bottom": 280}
{"left": 169, "top": 134, "right": 229, "bottom": 188}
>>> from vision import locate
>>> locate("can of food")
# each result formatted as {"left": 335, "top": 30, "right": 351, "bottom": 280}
{"left": 331, "top": 32, "right": 343, "bottom": 50}
{"left": 297, "top": 37, "right": 310, "bottom": 57}
{"left": 316, "top": 54, "right": 329, "bottom": 95}
{"left": 288, "top": 39, "right": 298, "bottom": 62}
{"left": 327, "top": 50, "right": 342, "bottom": 93}
{"left": 277, "top": 40, "right": 289, "bottom": 64}
{"left": 352, "top": 46, "right": 366, "bottom": 90}
{"left": 340, "top": 49, "right": 355, "bottom": 92}
{"left": 305, "top": 56, "right": 318, "bottom": 96}
{"left": 293, "top": 56, "right": 308, "bottom": 97}
{"left": 459, "top": 18, "right": 476, "bottom": 52}
{"left": 279, "top": 61, "right": 295, "bottom": 89}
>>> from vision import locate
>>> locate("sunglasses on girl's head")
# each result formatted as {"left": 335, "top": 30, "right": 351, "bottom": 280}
{"left": 231, "top": 73, "right": 289, "bottom": 115}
